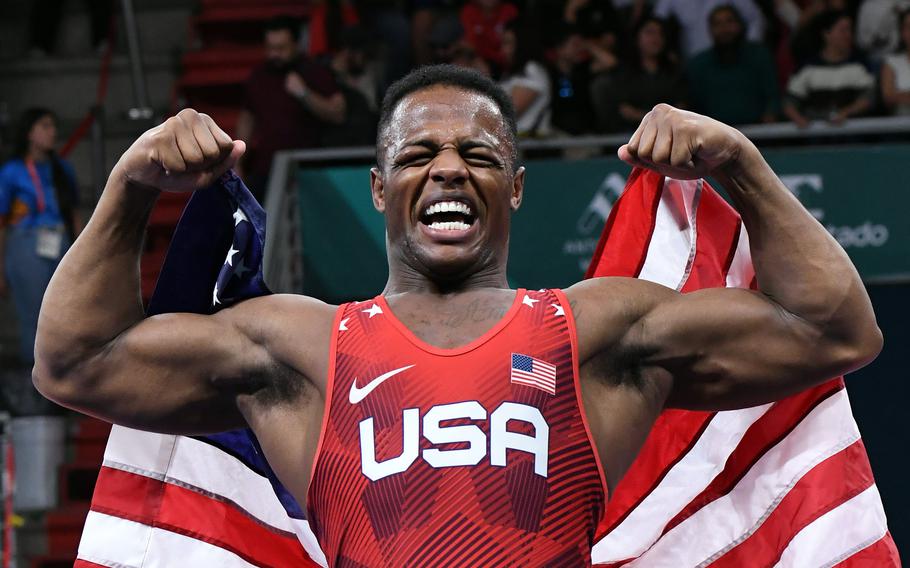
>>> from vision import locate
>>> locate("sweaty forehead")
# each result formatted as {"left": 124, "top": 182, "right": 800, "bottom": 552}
{"left": 386, "top": 87, "right": 509, "bottom": 151}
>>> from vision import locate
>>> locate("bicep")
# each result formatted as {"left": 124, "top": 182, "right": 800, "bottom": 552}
{"left": 633, "top": 287, "right": 851, "bottom": 410}
{"left": 38, "top": 307, "right": 274, "bottom": 434}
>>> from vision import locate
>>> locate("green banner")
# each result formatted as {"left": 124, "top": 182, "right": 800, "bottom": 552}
{"left": 298, "top": 144, "right": 908, "bottom": 302}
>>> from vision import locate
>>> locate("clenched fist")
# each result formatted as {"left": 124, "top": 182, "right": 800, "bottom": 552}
{"left": 619, "top": 104, "right": 757, "bottom": 181}
{"left": 113, "top": 109, "right": 245, "bottom": 193}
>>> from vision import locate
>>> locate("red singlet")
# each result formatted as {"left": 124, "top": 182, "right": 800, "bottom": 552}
{"left": 307, "top": 289, "right": 608, "bottom": 566}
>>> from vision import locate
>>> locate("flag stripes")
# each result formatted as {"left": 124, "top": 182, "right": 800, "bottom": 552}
{"left": 588, "top": 170, "right": 897, "bottom": 566}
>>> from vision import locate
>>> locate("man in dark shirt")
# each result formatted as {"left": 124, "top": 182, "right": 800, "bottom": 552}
{"left": 236, "top": 15, "right": 345, "bottom": 200}
{"left": 687, "top": 5, "right": 781, "bottom": 125}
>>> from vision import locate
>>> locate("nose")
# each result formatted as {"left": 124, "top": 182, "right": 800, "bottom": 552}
{"left": 429, "top": 148, "right": 468, "bottom": 187}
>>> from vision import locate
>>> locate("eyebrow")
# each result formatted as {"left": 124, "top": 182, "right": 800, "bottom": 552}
{"left": 398, "top": 138, "right": 498, "bottom": 152}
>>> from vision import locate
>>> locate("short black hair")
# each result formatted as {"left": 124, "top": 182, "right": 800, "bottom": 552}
{"left": 264, "top": 15, "right": 300, "bottom": 43}
{"left": 376, "top": 64, "right": 518, "bottom": 171}
{"left": 709, "top": 4, "right": 745, "bottom": 28}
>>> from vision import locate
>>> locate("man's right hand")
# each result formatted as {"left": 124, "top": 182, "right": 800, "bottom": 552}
{"left": 114, "top": 108, "right": 246, "bottom": 194}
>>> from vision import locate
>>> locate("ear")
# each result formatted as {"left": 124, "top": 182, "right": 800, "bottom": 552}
{"left": 370, "top": 167, "right": 385, "bottom": 213}
{"left": 510, "top": 166, "right": 525, "bottom": 211}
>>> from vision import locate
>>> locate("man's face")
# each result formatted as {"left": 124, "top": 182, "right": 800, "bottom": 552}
{"left": 709, "top": 9, "right": 743, "bottom": 47}
{"left": 265, "top": 29, "right": 297, "bottom": 66}
{"left": 371, "top": 86, "right": 524, "bottom": 280}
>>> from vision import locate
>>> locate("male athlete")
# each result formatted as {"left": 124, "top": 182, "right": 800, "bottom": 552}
{"left": 33, "top": 66, "right": 880, "bottom": 566}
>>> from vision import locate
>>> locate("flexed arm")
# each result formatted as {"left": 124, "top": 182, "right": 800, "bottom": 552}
{"left": 571, "top": 105, "right": 882, "bottom": 411}
{"left": 33, "top": 110, "right": 332, "bottom": 433}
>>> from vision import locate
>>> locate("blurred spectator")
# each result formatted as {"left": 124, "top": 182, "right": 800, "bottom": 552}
{"left": 322, "top": 27, "right": 380, "bottom": 146}
{"left": 355, "top": 0, "right": 413, "bottom": 87}
{"left": 448, "top": 41, "right": 494, "bottom": 76}
{"left": 653, "top": 0, "right": 765, "bottom": 56}
{"left": 307, "top": 0, "right": 360, "bottom": 58}
{"left": 28, "top": 0, "right": 113, "bottom": 56}
{"left": 783, "top": 11, "right": 874, "bottom": 126}
{"left": 413, "top": 0, "right": 462, "bottom": 66}
{"left": 880, "top": 9, "right": 910, "bottom": 115}
{"left": 0, "top": 108, "right": 81, "bottom": 367}
{"left": 459, "top": 0, "right": 519, "bottom": 68}
{"left": 548, "top": 25, "right": 596, "bottom": 135}
{"left": 687, "top": 5, "right": 781, "bottom": 124}
{"left": 498, "top": 19, "right": 552, "bottom": 136}
{"left": 612, "top": 0, "right": 652, "bottom": 29}
{"left": 857, "top": 0, "right": 910, "bottom": 66}
{"left": 593, "top": 16, "right": 686, "bottom": 132}
{"left": 577, "top": 3, "right": 625, "bottom": 78}
{"left": 563, "top": 0, "right": 620, "bottom": 38}
{"left": 235, "top": 16, "right": 344, "bottom": 201}
{"left": 789, "top": 0, "right": 855, "bottom": 66}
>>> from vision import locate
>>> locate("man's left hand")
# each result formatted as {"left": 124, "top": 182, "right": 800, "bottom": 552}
{"left": 285, "top": 72, "right": 308, "bottom": 99}
{"left": 618, "top": 104, "right": 754, "bottom": 180}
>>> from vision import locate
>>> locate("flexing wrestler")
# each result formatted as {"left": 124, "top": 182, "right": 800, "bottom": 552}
{"left": 33, "top": 66, "right": 880, "bottom": 566}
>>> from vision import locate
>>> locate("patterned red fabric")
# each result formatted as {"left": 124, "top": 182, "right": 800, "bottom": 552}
{"left": 307, "top": 288, "right": 608, "bottom": 566}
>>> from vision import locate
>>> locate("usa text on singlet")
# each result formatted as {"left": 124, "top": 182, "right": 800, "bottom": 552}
{"left": 307, "top": 289, "right": 609, "bottom": 567}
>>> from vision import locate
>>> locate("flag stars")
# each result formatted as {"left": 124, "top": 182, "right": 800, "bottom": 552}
{"left": 550, "top": 303, "right": 565, "bottom": 317}
{"left": 225, "top": 245, "right": 240, "bottom": 267}
{"left": 233, "top": 259, "right": 251, "bottom": 279}
{"left": 212, "top": 284, "right": 221, "bottom": 306}
{"left": 363, "top": 303, "right": 383, "bottom": 318}
{"left": 339, "top": 318, "right": 349, "bottom": 331}
{"left": 232, "top": 208, "right": 248, "bottom": 227}
{"left": 522, "top": 294, "right": 539, "bottom": 308}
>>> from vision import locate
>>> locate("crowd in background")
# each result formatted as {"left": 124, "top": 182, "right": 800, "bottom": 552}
{"left": 236, "top": 0, "right": 910, "bottom": 171}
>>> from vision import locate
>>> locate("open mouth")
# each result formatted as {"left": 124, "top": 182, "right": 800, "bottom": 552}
{"left": 419, "top": 200, "right": 477, "bottom": 233}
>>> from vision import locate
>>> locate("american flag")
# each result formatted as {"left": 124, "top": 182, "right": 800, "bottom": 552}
{"left": 586, "top": 169, "right": 899, "bottom": 566}
{"left": 76, "top": 168, "right": 899, "bottom": 567}
{"left": 511, "top": 353, "right": 557, "bottom": 395}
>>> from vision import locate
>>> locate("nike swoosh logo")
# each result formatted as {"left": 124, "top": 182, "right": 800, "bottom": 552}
{"left": 349, "top": 365, "right": 415, "bottom": 404}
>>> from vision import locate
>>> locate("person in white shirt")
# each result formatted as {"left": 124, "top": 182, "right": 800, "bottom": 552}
{"left": 881, "top": 9, "right": 910, "bottom": 115}
{"left": 498, "top": 19, "right": 552, "bottom": 136}
{"left": 857, "top": 0, "right": 910, "bottom": 65}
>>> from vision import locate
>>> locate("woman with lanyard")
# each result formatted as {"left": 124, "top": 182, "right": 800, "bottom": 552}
{"left": 0, "top": 108, "right": 81, "bottom": 369}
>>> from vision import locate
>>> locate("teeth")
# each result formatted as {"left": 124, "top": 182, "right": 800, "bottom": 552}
{"left": 428, "top": 220, "right": 471, "bottom": 231}
{"left": 423, "top": 201, "right": 472, "bottom": 217}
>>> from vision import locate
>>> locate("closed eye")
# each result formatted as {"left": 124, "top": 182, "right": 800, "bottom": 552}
{"left": 394, "top": 153, "right": 433, "bottom": 168}
{"left": 464, "top": 154, "right": 501, "bottom": 167}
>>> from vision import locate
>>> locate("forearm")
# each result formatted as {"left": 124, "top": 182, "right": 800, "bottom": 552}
{"left": 36, "top": 168, "right": 158, "bottom": 375}
{"left": 839, "top": 96, "right": 871, "bottom": 119}
{"left": 715, "top": 145, "right": 878, "bottom": 348}
{"left": 299, "top": 92, "right": 345, "bottom": 125}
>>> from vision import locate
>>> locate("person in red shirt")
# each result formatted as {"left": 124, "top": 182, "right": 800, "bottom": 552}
{"left": 460, "top": 0, "right": 519, "bottom": 68}
{"left": 235, "top": 15, "right": 345, "bottom": 201}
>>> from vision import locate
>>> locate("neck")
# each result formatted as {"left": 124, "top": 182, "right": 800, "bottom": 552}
{"left": 383, "top": 262, "right": 510, "bottom": 296}
{"left": 27, "top": 148, "right": 49, "bottom": 162}
{"left": 641, "top": 55, "right": 659, "bottom": 72}
{"left": 822, "top": 45, "right": 848, "bottom": 62}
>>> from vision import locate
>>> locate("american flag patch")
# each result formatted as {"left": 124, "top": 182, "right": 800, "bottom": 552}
{"left": 510, "top": 353, "right": 557, "bottom": 395}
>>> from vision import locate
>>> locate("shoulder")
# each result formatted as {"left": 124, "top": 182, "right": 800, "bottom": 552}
{"left": 215, "top": 294, "right": 339, "bottom": 384}
{"left": 563, "top": 277, "right": 677, "bottom": 362}
{"left": 215, "top": 294, "right": 337, "bottom": 340}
